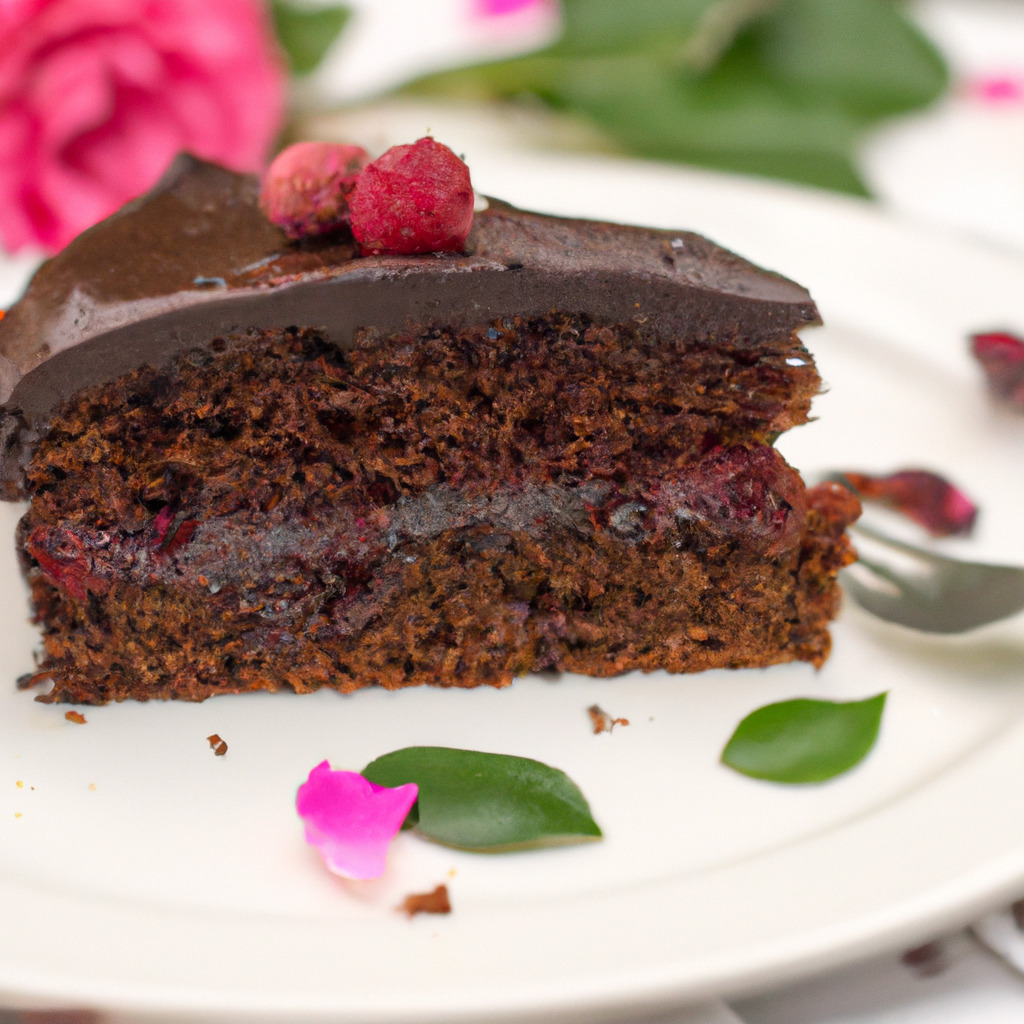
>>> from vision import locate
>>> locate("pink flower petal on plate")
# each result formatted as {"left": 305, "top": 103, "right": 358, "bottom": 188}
{"left": 839, "top": 470, "right": 978, "bottom": 537}
{"left": 971, "top": 331, "right": 1024, "bottom": 410}
{"left": 297, "top": 761, "right": 418, "bottom": 879}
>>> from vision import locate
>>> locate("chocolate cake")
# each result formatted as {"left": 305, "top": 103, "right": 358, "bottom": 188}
{"left": 0, "top": 155, "right": 858, "bottom": 703}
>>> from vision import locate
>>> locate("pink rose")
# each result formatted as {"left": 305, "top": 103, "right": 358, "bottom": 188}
{"left": 0, "top": 0, "right": 285, "bottom": 253}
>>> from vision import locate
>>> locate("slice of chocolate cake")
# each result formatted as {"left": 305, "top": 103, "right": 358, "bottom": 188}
{"left": 0, "top": 155, "right": 858, "bottom": 703}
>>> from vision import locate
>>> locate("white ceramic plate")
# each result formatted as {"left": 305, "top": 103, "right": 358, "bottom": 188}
{"left": 2, "top": 154, "right": 1024, "bottom": 1024}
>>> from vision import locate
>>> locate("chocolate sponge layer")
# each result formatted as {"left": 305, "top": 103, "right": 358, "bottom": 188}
{"left": 19, "top": 323, "right": 856, "bottom": 703}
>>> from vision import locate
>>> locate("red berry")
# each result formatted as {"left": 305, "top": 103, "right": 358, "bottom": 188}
{"left": 260, "top": 141, "right": 369, "bottom": 240}
{"left": 349, "top": 138, "right": 474, "bottom": 255}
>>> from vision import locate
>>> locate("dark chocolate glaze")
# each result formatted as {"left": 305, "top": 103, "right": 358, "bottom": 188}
{"left": 0, "top": 154, "right": 820, "bottom": 498}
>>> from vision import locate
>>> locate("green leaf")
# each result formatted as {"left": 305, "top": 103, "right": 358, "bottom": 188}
{"left": 756, "top": 0, "right": 949, "bottom": 119}
{"left": 555, "top": 0, "right": 737, "bottom": 59}
{"left": 721, "top": 693, "right": 887, "bottom": 783}
{"left": 401, "top": 0, "right": 948, "bottom": 196}
{"left": 543, "top": 46, "right": 871, "bottom": 193}
{"left": 362, "top": 746, "right": 602, "bottom": 851}
{"left": 271, "top": 0, "right": 351, "bottom": 76}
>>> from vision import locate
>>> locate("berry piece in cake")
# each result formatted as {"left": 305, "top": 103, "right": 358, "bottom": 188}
{"left": 349, "top": 138, "right": 474, "bottom": 255}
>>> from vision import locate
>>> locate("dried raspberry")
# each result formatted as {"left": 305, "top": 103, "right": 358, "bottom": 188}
{"left": 838, "top": 469, "right": 977, "bottom": 537}
{"left": 260, "top": 141, "right": 369, "bottom": 240}
{"left": 349, "top": 138, "right": 474, "bottom": 255}
{"left": 970, "top": 331, "right": 1024, "bottom": 410}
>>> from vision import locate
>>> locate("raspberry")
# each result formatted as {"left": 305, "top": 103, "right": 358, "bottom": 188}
{"left": 259, "top": 141, "right": 369, "bottom": 240}
{"left": 349, "top": 138, "right": 474, "bottom": 255}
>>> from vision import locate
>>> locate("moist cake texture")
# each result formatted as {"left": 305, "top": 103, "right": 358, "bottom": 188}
{"left": 0, "top": 156, "right": 858, "bottom": 703}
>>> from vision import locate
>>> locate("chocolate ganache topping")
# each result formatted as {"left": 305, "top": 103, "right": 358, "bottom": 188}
{"left": 0, "top": 154, "right": 820, "bottom": 498}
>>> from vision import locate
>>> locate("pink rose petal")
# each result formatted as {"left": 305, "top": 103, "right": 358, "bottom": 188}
{"left": 971, "top": 331, "right": 1024, "bottom": 410}
{"left": 965, "top": 74, "right": 1024, "bottom": 105}
{"left": 474, "top": 0, "right": 547, "bottom": 15}
{"left": 839, "top": 469, "right": 978, "bottom": 537}
{"left": 297, "top": 761, "right": 418, "bottom": 880}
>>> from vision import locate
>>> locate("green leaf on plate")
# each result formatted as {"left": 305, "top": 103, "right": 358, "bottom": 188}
{"left": 721, "top": 693, "right": 887, "bottom": 783}
{"left": 271, "top": 0, "right": 351, "bottom": 77}
{"left": 362, "top": 746, "right": 602, "bottom": 851}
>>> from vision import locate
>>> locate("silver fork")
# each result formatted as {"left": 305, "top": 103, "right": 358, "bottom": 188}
{"left": 843, "top": 521, "right": 1024, "bottom": 633}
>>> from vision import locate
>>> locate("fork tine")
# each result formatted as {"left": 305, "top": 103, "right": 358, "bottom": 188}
{"left": 844, "top": 524, "right": 1024, "bottom": 633}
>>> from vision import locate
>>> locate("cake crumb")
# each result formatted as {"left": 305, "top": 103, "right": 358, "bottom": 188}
{"left": 901, "top": 940, "right": 947, "bottom": 977}
{"left": 207, "top": 733, "right": 228, "bottom": 756}
{"left": 64, "top": 710, "right": 87, "bottom": 724}
{"left": 1011, "top": 899, "right": 1024, "bottom": 931}
{"left": 398, "top": 884, "right": 452, "bottom": 917}
{"left": 17, "top": 669, "right": 52, "bottom": 691}
{"left": 588, "top": 704, "right": 629, "bottom": 734}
